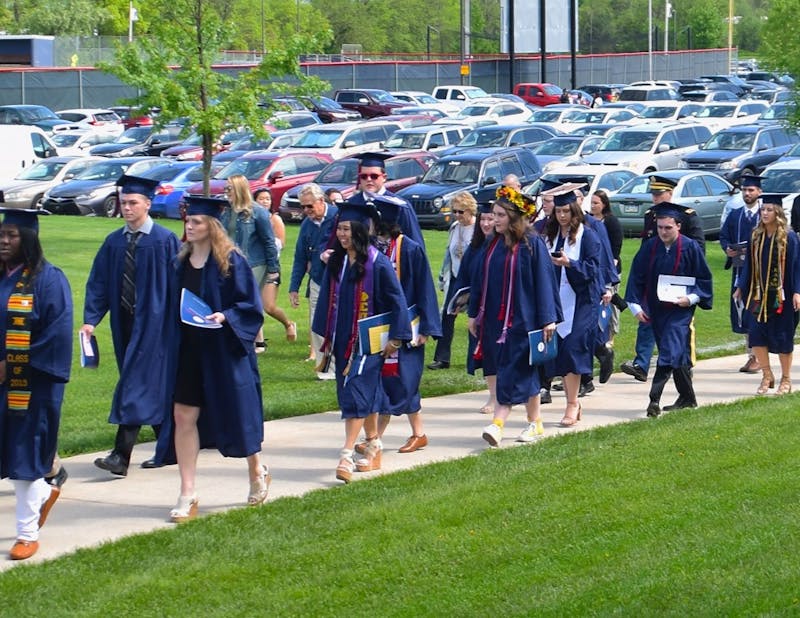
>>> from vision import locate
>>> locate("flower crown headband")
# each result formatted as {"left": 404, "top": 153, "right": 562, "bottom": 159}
{"left": 495, "top": 185, "right": 537, "bottom": 218}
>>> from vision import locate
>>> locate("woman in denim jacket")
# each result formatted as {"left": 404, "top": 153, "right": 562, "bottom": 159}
{"left": 221, "top": 175, "right": 295, "bottom": 352}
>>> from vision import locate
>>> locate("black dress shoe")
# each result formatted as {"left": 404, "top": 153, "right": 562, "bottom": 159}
{"left": 45, "top": 466, "right": 68, "bottom": 488}
{"left": 621, "top": 361, "right": 647, "bottom": 382}
{"left": 140, "top": 458, "right": 165, "bottom": 469}
{"left": 94, "top": 453, "right": 128, "bottom": 476}
{"left": 540, "top": 389, "right": 552, "bottom": 404}
{"left": 426, "top": 360, "right": 450, "bottom": 370}
{"left": 578, "top": 381, "right": 595, "bottom": 397}
{"left": 646, "top": 401, "right": 661, "bottom": 417}
{"left": 599, "top": 347, "right": 614, "bottom": 384}
{"left": 663, "top": 398, "right": 697, "bottom": 411}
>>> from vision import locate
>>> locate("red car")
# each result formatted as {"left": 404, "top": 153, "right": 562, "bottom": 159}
{"left": 160, "top": 129, "right": 250, "bottom": 161}
{"left": 512, "top": 83, "right": 563, "bottom": 107}
{"left": 184, "top": 151, "right": 332, "bottom": 206}
{"left": 109, "top": 106, "right": 159, "bottom": 129}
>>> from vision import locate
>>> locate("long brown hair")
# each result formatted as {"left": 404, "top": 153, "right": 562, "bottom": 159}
{"left": 545, "top": 201, "right": 584, "bottom": 246}
{"left": 178, "top": 216, "right": 241, "bottom": 277}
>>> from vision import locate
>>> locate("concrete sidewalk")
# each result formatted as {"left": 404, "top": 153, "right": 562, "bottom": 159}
{"left": 0, "top": 353, "right": 780, "bottom": 570}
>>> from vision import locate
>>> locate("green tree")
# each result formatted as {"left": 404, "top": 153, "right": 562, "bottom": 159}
{"left": 102, "top": 0, "right": 330, "bottom": 193}
{"left": 685, "top": 0, "right": 725, "bottom": 49}
{"left": 14, "top": 0, "right": 110, "bottom": 35}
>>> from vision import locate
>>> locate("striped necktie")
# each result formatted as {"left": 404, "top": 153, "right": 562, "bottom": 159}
{"left": 121, "top": 231, "right": 140, "bottom": 314}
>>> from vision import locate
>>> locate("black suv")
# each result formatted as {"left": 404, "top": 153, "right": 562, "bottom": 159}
{"left": 398, "top": 147, "right": 541, "bottom": 229}
{"left": 333, "top": 89, "right": 408, "bottom": 118}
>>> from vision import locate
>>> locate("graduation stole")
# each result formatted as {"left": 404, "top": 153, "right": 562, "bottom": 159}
{"left": 381, "top": 236, "right": 404, "bottom": 377}
{"left": 5, "top": 267, "right": 33, "bottom": 414}
{"left": 746, "top": 232, "right": 786, "bottom": 322}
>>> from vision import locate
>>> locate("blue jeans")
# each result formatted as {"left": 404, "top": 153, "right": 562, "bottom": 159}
{"left": 634, "top": 321, "right": 656, "bottom": 372}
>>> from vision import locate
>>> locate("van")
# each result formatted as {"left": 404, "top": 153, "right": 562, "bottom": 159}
{"left": 286, "top": 120, "right": 402, "bottom": 160}
{"left": 431, "top": 85, "right": 490, "bottom": 109}
{"left": 0, "top": 125, "right": 58, "bottom": 181}
{"left": 617, "top": 86, "right": 679, "bottom": 102}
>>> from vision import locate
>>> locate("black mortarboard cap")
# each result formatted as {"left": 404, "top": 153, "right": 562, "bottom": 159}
{"left": 183, "top": 195, "right": 225, "bottom": 219}
{"left": 541, "top": 182, "right": 587, "bottom": 207}
{"left": 337, "top": 200, "right": 380, "bottom": 226}
{"left": 761, "top": 193, "right": 787, "bottom": 205}
{"left": 478, "top": 201, "right": 494, "bottom": 214}
{"left": 739, "top": 174, "right": 763, "bottom": 189}
{"left": 116, "top": 174, "right": 160, "bottom": 199}
{"left": 0, "top": 207, "right": 48, "bottom": 231}
{"left": 652, "top": 201, "right": 686, "bottom": 220}
{"left": 353, "top": 152, "right": 393, "bottom": 169}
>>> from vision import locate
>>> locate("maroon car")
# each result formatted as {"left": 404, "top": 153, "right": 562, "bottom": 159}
{"left": 333, "top": 89, "right": 409, "bottom": 119}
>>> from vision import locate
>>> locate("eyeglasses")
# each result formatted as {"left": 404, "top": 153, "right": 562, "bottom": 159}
{"left": 453, "top": 209, "right": 466, "bottom": 214}
{"left": 300, "top": 203, "right": 316, "bottom": 209}
{"left": 359, "top": 173, "right": 383, "bottom": 181}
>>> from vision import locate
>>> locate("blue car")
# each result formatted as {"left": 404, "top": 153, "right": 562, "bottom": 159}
{"left": 146, "top": 161, "right": 204, "bottom": 219}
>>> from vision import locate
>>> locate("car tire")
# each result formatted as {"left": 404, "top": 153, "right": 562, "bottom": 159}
{"left": 102, "top": 195, "right": 118, "bottom": 218}
{"left": 31, "top": 193, "right": 44, "bottom": 209}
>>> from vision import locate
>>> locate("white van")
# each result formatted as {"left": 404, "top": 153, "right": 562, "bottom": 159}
{"left": 0, "top": 125, "right": 58, "bottom": 181}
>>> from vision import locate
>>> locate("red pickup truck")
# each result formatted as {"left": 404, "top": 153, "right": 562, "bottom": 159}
{"left": 512, "top": 83, "right": 563, "bottom": 107}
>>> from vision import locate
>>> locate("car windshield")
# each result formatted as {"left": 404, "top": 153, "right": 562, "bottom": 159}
{"left": 74, "top": 161, "right": 127, "bottom": 180}
{"left": 217, "top": 158, "right": 275, "bottom": 180}
{"left": 115, "top": 127, "right": 151, "bottom": 144}
{"left": 533, "top": 139, "right": 581, "bottom": 156}
{"left": 784, "top": 143, "right": 800, "bottom": 157}
{"left": 16, "top": 159, "right": 66, "bottom": 181}
{"left": 702, "top": 132, "right": 755, "bottom": 151}
{"left": 641, "top": 106, "right": 677, "bottom": 119}
{"left": 316, "top": 159, "right": 359, "bottom": 183}
{"left": 294, "top": 129, "right": 344, "bottom": 148}
{"left": 421, "top": 160, "right": 480, "bottom": 184}
{"left": 762, "top": 168, "right": 800, "bottom": 193}
{"left": 464, "top": 88, "right": 489, "bottom": 99}
{"left": 697, "top": 105, "right": 735, "bottom": 118}
{"left": 597, "top": 131, "right": 656, "bottom": 152}
{"left": 384, "top": 132, "right": 426, "bottom": 149}
{"left": 760, "top": 105, "right": 791, "bottom": 120}
{"left": 18, "top": 106, "right": 58, "bottom": 121}
{"left": 458, "top": 106, "right": 491, "bottom": 118}
{"left": 458, "top": 129, "right": 509, "bottom": 147}
{"left": 530, "top": 110, "right": 561, "bottom": 122}
{"left": 416, "top": 94, "right": 438, "bottom": 104}
{"left": 51, "top": 133, "right": 83, "bottom": 148}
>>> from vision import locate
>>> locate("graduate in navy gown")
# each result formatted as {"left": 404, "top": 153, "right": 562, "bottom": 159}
{"left": 542, "top": 187, "right": 601, "bottom": 427}
{"left": 734, "top": 194, "right": 800, "bottom": 396}
{"left": 468, "top": 186, "right": 561, "bottom": 447}
{"left": 626, "top": 204, "right": 713, "bottom": 416}
{"left": 344, "top": 152, "right": 425, "bottom": 247}
{"left": 312, "top": 201, "right": 411, "bottom": 483}
{"left": 0, "top": 209, "right": 72, "bottom": 561}
{"left": 167, "top": 196, "right": 270, "bottom": 523}
{"left": 354, "top": 208, "right": 442, "bottom": 470}
{"left": 720, "top": 174, "right": 763, "bottom": 373}
{"left": 82, "top": 175, "right": 180, "bottom": 476}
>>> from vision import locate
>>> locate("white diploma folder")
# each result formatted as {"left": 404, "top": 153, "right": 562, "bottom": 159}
{"left": 657, "top": 274, "right": 696, "bottom": 303}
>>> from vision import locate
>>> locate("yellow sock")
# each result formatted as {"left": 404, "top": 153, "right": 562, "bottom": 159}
{"left": 535, "top": 419, "right": 544, "bottom": 433}
{"left": 493, "top": 418, "right": 504, "bottom": 428}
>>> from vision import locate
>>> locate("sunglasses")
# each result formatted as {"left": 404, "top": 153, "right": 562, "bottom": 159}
{"left": 453, "top": 209, "right": 466, "bottom": 214}
{"left": 359, "top": 173, "right": 383, "bottom": 181}
{"left": 300, "top": 203, "right": 315, "bottom": 209}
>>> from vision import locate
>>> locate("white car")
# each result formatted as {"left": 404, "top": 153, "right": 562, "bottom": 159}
{"left": 525, "top": 164, "right": 638, "bottom": 211}
{"left": 760, "top": 159, "right": 800, "bottom": 221}
{"left": 553, "top": 107, "right": 640, "bottom": 133}
{"left": 454, "top": 99, "right": 532, "bottom": 124}
{"left": 691, "top": 101, "right": 769, "bottom": 133}
{"left": 54, "top": 108, "right": 124, "bottom": 136}
{"left": 635, "top": 102, "right": 704, "bottom": 123}
{"left": 431, "top": 84, "right": 491, "bottom": 109}
{"left": 51, "top": 129, "right": 118, "bottom": 157}
{"left": 0, "top": 155, "right": 103, "bottom": 209}
{"left": 390, "top": 91, "right": 460, "bottom": 116}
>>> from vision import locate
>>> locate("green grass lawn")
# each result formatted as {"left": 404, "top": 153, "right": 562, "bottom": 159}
{"left": 39, "top": 217, "right": 741, "bottom": 456}
{"left": 1, "top": 395, "right": 798, "bottom": 615}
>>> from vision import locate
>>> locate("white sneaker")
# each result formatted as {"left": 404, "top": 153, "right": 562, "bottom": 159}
{"left": 316, "top": 371, "right": 336, "bottom": 381}
{"left": 517, "top": 422, "right": 544, "bottom": 443}
{"left": 482, "top": 423, "right": 502, "bottom": 447}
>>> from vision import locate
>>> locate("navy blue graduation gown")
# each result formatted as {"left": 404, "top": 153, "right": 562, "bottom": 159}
{"left": 312, "top": 251, "right": 412, "bottom": 419}
{"left": 381, "top": 235, "right": 442, "bottom": 415}
{"left": 626, "top": 234, "right": 713, "bottom": 367}
{"left": 584, "top": 215, "right": 620, "bottom": 349}
{"left": 84, "top": 224, "right": 180, "bottom": 427}
{"left": 0, "top": 263, "right": 72, "bottom": 480}
{"left": 156, "top": 250, "right": 265, "bottom": 459}
{"left": 347, "top": 190, "right": 425, "bottom": 248}
{"left": 720, "top": 207, "right": 759, "bottom": 334}
{"left": 451, "top": 242, "right": 483, "bottom": 375}
{"left": 736, "top": 231, "right": 800, "bottom": 354}
{"left": 468, "top": 234, "right": 561, "bottom": 405}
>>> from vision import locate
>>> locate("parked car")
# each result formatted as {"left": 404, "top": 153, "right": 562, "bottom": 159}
{"left": 54, "top": 108, "right": 124, "bottom": 136}
{"left": 390, "top": 106, "right": 449, "bottom": 120}
{"left": 398, "top": 147, "right": 541, "bottom": 228}
{"left": 431, "top": 85, "right": 490, "bottom": 109}
{"left": 0, "top": 104, "right": 71, "bottom": 133}
{"left": 160, "top": 129, "right": 248, "bottom": 160}
{"left": 0, "top": 125, "right": 59, "bottom": 181}
{"left": 0, "top": 156, "right": 102, "bottom": 209}
{"left": 278, "top": 151, "right": 436, "bottom": 222}
{"left": 530, "top": 135, "right": 607, "bottom": 172}
{"left": 184, "top": 151, "right": 332, "bottom": 206}
{"left": 454, "top": 100, "right": 533, "bottom": 124}
{"left": 569, "top": 123, "right": 624, "bottom": 137}
{"left": 526, "top": 165, "right": 637, "bottom": 208}
{"left": 333, "top": 89, "right": 408, "bottom": 118}
{"left": 699, "top": 74, "right": 753, "bottom": 97}
{"left": 512, "top": 82, "right": 563, "bottom": 107}
{"left": 108, "top": 105, "right": 159, "bottom": 129}
{"left": 756, "top": 101, "right": 796, "bottom": 125}
{"left": 636, "top": 102, "right": 703, "bottom": 122}
{"left": 609, "top": 169, "right": 735, "bottom": 236}
{"left": 578, "top": 84, "right": 626, "bottom": 103}
{"left": 297, "top": 96, "right": 361, "bottom": 123}
{"left": 581, "top": 122, "right": 711, "bottom": 174}
{"left": 680, "top": 89, "right": 740, "bottom": 102}
{"left": 390, "top": 91, "right": 460, "bottom": 116}
{"left": 88, "top": 125, "right": 184, "bottom": 157}
{"left": 286, "top": 121, "right": 400, "bottom": 160}
{"left": 553, "top": 107, "right": 640, "bottom": 132}
{"left": 270, "top": 111, "right": 323, "bottom": 129}
{"left": 760, "top": 160, "right": 800, "bottom": 220}
{"left": 691, "top": 101, "right": 769, "bottom": 133}
{"left": 440, "top": 123, "right": 560, "bottom": 155}
{"left": 617, "top": 86, "right": 679, "bottom": 102}
{"left": 211, "top": 133, "right": 273, "bottom": 165}
{"left": 679, "top": 125, "right": 800, "bottom": 183}
{"left": 383, "top": 125, "right": 469, "bottom": 152}
{"left": 51, "top": 129, "right": 118, "bottom": 156}
{"left": 528, "top": 105, "right": 590, "bottom": 127}
{"left": 41, "top": 156, "right": 164, "bottom": 216}
{"left": 146, "top": 161, "right": 204, "bottom": 219}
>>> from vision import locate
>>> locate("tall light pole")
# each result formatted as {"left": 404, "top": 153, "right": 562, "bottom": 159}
{"left": 648, "top": 0, "right": 653, "bottom": 79}
{"left": 664, "top": 2, "right": 671, "bottom": 53}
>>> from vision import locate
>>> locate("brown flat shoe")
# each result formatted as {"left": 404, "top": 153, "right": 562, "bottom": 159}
{"left": 398, "top": 434, "right": 428, "bottom": 453}
{"left": 10, "top": 539, "right": 39, "bottom": 560}
{"left": 37, "top": 486, "right": 60, "bottom": 529}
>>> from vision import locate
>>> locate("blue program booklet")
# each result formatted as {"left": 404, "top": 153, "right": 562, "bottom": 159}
{"left": 180, "top": 288, "right": 223, "bottom": 329}
{"left": 357, "top": 305, "right": 418, "bottom": 355}
{"left": 528, "top": 328, "right": 558, "bottom": 365}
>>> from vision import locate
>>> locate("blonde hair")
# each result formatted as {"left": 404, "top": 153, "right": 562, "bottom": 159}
{"left": 178, "top": 215, "right": 241, "bottom": 277}
{"left": 449, "top": 191, "right": 478, "bottom": 216}
{"left": 227, "top": 174, "right": 253, "bottom": 218}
